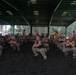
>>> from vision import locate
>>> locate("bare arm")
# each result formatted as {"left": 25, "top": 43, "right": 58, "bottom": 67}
{"left": 71, "top": 41, "right": 75, "bottom": 47}
{"left": 32, "top": 41, "right": 41, "bottom": 48}
{"left": 66, "top": 41, "right": 71, "bottom": 46}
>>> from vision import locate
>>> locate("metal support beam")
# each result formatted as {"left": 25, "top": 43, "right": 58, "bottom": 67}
{"left": 3, "top": 0, "right": 30, "bottom": 26}
{"left": 54, "top": 0, "right": 63, "bottom": 12}
{"left": 65, "top": 26, "right": 67, "bottom": 37}
{"left": 49, "top": 0, "right": 63, "bottom": 26}
{"left": 0, "top": 19, "right": 10, "bottom": 25}
{"left": 48, "top": 25, "right": 49, "bottom": 36}
{"left": 12, "top": 25, "right": 15, "bottom": 35}
{"left": 30, "top": 25, "right": 32, "bottom": 35}
{"left": 65, "top": 16, "right": 76, "bottom": 27}
{"left": 49, "top": 12, "right": 55, "bottom": 25}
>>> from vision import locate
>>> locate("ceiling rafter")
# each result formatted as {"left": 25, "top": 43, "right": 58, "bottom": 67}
{"left": 3, "top": 0, "right": 30, "bottom": 26}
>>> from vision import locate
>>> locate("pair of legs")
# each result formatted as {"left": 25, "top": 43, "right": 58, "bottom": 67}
{"left": 44, "top": 43, "right": 49, "bottom": 50}
{"left": 57, "top": 42, "right": 65, "bottom": 50}
{"left": 32, "top": 48, "right": 47, "bottom": 60}
{"left": 0, "top": 45, "right": 3, "bottom": 56}
{"left": 62, "top": 44, "right": 76, "bottom": 58}
{"left": 53, "top": 37, "right": 58, "bottom": 46}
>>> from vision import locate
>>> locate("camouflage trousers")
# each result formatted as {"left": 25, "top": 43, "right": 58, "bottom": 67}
{"left": 32, "top": 48, "right": 47, "bottom": 59}
{"left": 62, "top": 43, "right": 76, "bottom": 58}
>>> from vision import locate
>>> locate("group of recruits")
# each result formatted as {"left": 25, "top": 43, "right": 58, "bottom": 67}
{"left": 0, "top": 29, "right": 76, "bottom": 60}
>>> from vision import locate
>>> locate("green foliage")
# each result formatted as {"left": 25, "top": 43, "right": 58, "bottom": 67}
{"left": 8, "top": 26, "right": 13, "bottom": 34}
{"left": 15, "top": 26, "right": 21, "bottom": 32}
{"left": 8, "top": 25, "right": 21, "bottom": 34}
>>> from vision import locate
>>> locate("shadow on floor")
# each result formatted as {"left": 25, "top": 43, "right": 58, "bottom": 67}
{"left": 0, "top": 44, "right": 76, "bottom": 75}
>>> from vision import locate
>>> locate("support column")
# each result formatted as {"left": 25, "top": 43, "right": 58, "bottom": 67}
{"left": 48, "top": 25, "right": 50, "bottom": 36}
{"left": 12, "top": 25, "right": 15, "bottom": 35}
{"left": 30, "top": 25, "right": 32, "bottom": 35}
{"left": 65, "top": 26, "right": 67, "bottom": 37}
